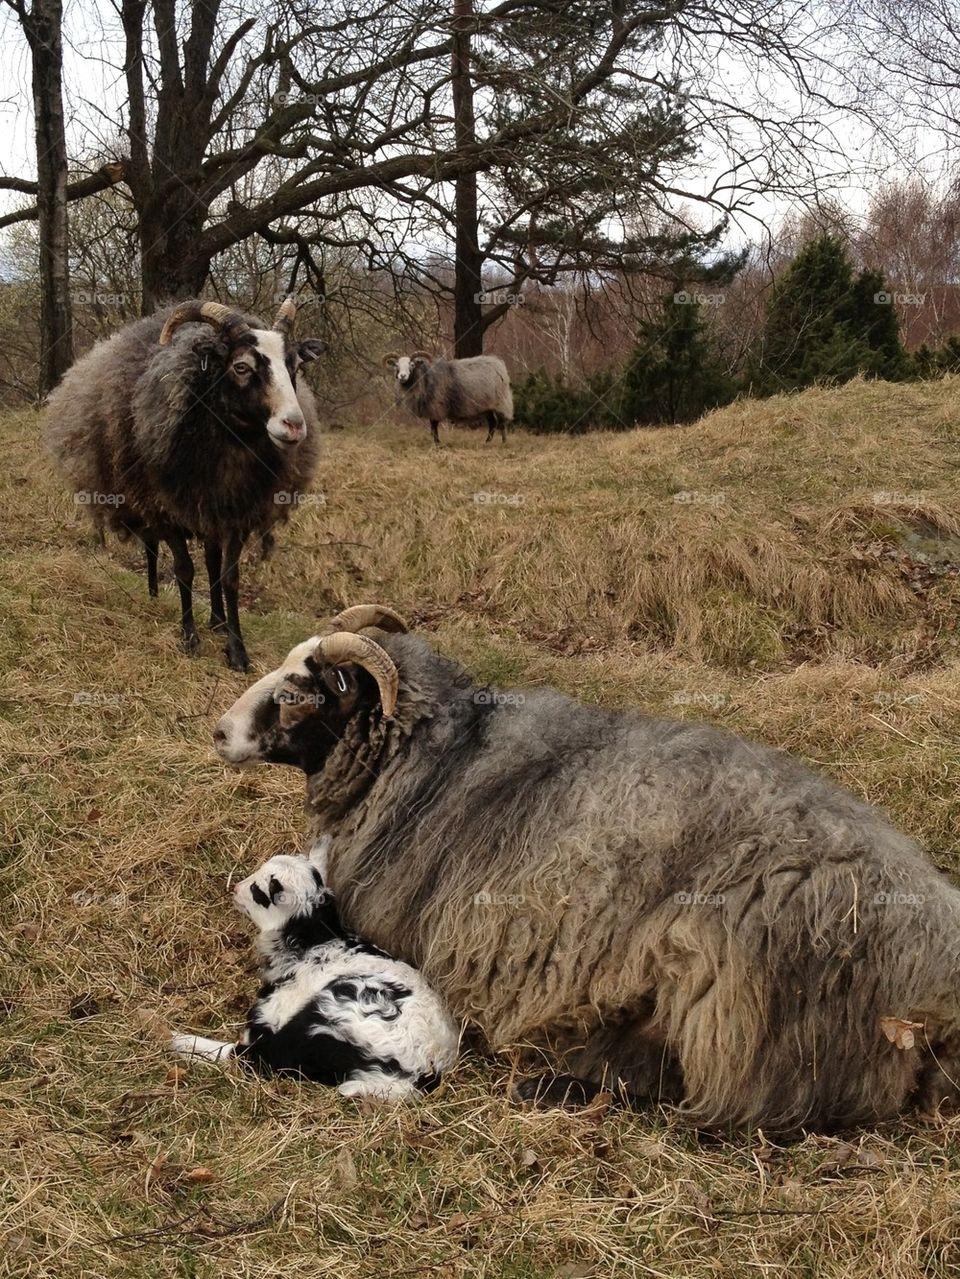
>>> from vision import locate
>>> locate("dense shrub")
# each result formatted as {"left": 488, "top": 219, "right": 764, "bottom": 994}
{"left": 756, "top": 234, "right": 908, "bottom": 392}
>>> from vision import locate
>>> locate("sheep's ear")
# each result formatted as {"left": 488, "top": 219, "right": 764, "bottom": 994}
{"left": 275, "top": 678, "right": 324, "bottom": 728}
{"left": 193, "top": 333, "right": 228, "bottom": 366}
{"left": 382, "top": 354, "right": 399, "bottom": 369}
{"left": 298, "top": 338, "right": 327, "bottom": 363}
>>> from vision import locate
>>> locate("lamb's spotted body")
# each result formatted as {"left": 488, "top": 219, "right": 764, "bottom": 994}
{"left": 171, "top": 845, "right": 459, "bottom": 1099}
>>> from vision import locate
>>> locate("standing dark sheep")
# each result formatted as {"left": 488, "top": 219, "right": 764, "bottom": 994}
{"left": 383, "top": 351, "right": 513, "bottom": 445}
{"left": 44, "top": 298, "right": 326, "bottom": 671}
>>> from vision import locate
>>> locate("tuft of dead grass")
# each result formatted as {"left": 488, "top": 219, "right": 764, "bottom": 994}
{"left": 3, "top": 379, "right": 960, "bottom": 1277}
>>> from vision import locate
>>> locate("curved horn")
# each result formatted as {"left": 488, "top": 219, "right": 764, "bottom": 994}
{"left": 315, "top": 631, "right": 400, "bottom": 717}
{"left": 382, "top": 353, "right": 400, "bottom": 369}
{"left": 274, "top": 296, "right": 297, "bottom": 338}
{"left": 159, "top": 300, "right": 253, "bottom": 346}
{"left": 409, "top": 350, "right": 433, "bottom": 362}
{"left": 324, "top": 604, "right": 408, "bottom": 635}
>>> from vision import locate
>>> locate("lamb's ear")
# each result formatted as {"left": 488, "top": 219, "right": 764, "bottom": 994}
{"left": 307, "top": 836, "right": 331, "bottom": 869}
{"left": 309, "top": 866, "right": 327, "bottom": 893}
{"left": 298, "top": 338, "right": 327, "bottom": 363}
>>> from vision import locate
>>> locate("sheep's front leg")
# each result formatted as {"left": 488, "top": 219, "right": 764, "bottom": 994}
{"left": 170, "top": 1033, "right": 237, "bottom": 1065}
{"left": 166, "top": 530, "right": 199, "bottom": 655}
{"left": 203, "top": 540, "right": 226, "bottom": 633}
{"left": 221, "top": 531, "right": 250, "bottom": 672}
{"left": 143, "top": 535, "right": 159, "bottom": 598}
{"left": 430, "top": 420, "right": 440, "bottom": 446}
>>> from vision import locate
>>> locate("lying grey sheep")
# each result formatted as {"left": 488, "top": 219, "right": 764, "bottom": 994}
{"left": 383, "top": 351, "right": 513, "bottom": 445}
{"left": 44, "top": 298, "right": 325, "bottom": 671}
{"left": 211, "top": 603, "right": 960, "bottom": 1134}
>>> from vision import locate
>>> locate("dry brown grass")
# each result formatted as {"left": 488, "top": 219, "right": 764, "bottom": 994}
{"left": 3, "top": 378, "right": 960, "bottom": 1277}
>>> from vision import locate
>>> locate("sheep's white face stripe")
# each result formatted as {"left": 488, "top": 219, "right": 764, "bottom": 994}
{"left": 395, "top": 355, "right": 413, "bottom": 383}
{"left": 214, "top": 636, "right": 319, "bottom": 763}
{"left": 252, "top": 330, "right": 306, "bottom": 447}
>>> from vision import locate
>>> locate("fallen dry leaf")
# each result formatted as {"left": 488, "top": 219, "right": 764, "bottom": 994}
{"left": 685, "top": 1181, "right": 715, "bottom": 1222}
{"left": 182, "top": 1166, "right": 216, "bottom": 1184}
{"left": 165, "top": 1065, "right": 187, "bottom": 1086}
{"left": 132, "top": 1008, "right": 169, "bottom": 1041}
{"left": 144, "top": 1152, "right": 168, "bottom": 1197}
{"left": 818, "top": 1142, "right": 856, "bottom": 1173}
{"left": 855, "top": 1149, "right": 884, "bottom": 1169}
{"left": 880, "top": 1016, "right": 924, "bottom": 1050}
{"left": 333, "top": 1147, "right": 358, "bottom": 1188}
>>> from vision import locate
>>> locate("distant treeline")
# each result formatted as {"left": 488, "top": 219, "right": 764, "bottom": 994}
{"left": 513, "top": 234, "right": 960, "bottom": 434}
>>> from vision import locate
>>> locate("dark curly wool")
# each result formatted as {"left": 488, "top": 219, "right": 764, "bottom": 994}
{"left": 44, "top": 302, "right": 323, "bottom": 669}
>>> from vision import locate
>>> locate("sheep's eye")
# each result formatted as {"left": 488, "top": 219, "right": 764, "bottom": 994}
{"left": 233, "top": 361, "right": 252, "bottom": 375}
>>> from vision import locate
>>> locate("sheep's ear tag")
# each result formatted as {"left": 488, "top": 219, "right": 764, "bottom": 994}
{"left": 334, "top": 669, "right": 349, "bottom": 695}
{"left": 200, "top": 353, "right": 209, "bottom": 372}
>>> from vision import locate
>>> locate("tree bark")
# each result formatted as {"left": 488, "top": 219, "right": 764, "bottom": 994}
{"left": 139, "top": 197, "right": 212, "bottom": 310}
{"left": 451, "top": 0, "right": 483, "bottom": 358}
{"left": 19, "top": 0, "right": 74, "bottom": 395}
{"left": 121, "top": 0, "right": 218, "bottom": 310}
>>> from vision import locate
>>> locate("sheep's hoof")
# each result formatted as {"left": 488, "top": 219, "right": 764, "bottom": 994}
{"left": 225, "top": 644, "right": 250, "bottom": 673}
{"left": 180, "top": 629, "right": 200, "bottom": 656}
{"left": 209, "top": 615, "right": 227, "bottom": 633}
{"left": 512, "top": 1074, "right": 608, "bottom": 1110}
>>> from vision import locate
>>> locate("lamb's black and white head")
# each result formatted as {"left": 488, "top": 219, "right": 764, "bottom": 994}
{"left": 158, "top": 298, "right": 327, "bottom": 449}
{"left": 383, "top": 351, "right": 432, "bottom": 390}
{"left": 233, "top": 849, "right": 329, "bottom": 932}
{"left": 213, "top": 605, "right": 408, "bottom": 773}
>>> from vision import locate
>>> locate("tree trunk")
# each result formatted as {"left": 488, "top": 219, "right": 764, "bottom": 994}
{"left": 27, "top": 0, "right": 73, "bottom": 395}
{"left": 451, "top": 0, "right": 483, "bottom": 358}
{"left": 121, "top": 0, "right": 217, "bottom": 312}
{"left": 139, "top": 199, "right": 212, "bottom": 311}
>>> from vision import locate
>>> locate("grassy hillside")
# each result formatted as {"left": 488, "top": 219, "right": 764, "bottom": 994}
{"left": 3, "top": 378, "right": 960, "bottom": 1278}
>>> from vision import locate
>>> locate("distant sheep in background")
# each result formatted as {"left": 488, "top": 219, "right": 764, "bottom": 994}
{"left": 171, "top": 845, "right": 459, "bottom": 1100}
{"left": 384, "top": 351, "right": 513, "bottom": 445}
{"left": 44, "top": 298, "right": 326, "bottom": 671}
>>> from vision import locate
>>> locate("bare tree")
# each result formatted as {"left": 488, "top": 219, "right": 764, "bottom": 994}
{"left": 1, "top": 0, "right": 74, "bottom": 394}
{"left": 2, "top": 0, "right": 865, "bottom": 337}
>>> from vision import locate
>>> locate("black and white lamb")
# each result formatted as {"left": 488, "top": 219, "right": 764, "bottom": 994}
{"left": 170, "top": 843, "right": 459, "bottom": 1099}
